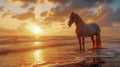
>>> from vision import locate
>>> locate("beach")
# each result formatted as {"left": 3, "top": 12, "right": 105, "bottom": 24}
{"left": 0, "top": 36, "right": 119, "bottom": 67}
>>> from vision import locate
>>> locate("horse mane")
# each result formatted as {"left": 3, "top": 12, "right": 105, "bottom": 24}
{"left": 74, "top": 13, "right": 86, "bottom": 25}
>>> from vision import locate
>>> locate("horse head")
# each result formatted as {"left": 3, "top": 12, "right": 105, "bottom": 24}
{"left": 68, "top": 12, "right": 76, "bottom": 27}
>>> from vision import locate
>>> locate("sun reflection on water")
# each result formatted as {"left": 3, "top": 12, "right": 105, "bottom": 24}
{"left": 33, "top": 42, "right": 45, "bottom": 65}
{"left": 34, "top": 50, "right": 44, "bottom": 63}
{"left": 34, "top": 42, "right": 42, "bottom": 46}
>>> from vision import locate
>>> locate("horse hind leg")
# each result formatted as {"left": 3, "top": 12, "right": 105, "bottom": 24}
{"left": 91, "top": 35, "right": 95, "bottom": 49}
{"left": 98, "top": 34, "right": 102, "bottom": 48}
{"left": 96, "top": 34, "right": 102, "bottom": 49}
{"left": 95, "top": 35, "right": 99, "bottom": 49}
{"left": 82, "top": 37, "right": 85, "bottom": 51}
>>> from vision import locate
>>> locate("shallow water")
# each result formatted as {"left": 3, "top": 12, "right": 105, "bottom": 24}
{"left": 0, "top": 36, "right": 119, "bottom": 67}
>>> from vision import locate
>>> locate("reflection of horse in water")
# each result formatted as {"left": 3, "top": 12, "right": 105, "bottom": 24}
{"left": 68, "top": 12, "right": 102, "bottom": 51}
{"left": 82, "top": 50, "right": 105, "bottom": 67}
{"left": 89, "top": 57, "right": 103, "bottom": 67}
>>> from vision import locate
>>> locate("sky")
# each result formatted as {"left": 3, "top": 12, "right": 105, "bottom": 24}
{"left": 0, "top": 0, "right": 120, "bottom": 37}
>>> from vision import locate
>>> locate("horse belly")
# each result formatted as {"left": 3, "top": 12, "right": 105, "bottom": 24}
{"left": 85, "top": 25, "right": 96, "bottom": 37}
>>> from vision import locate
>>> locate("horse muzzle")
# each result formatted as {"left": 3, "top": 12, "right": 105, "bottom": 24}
{"left": 68, "top": 21, "right": 72, "bottom": 27}
{"left": 68, "top": 23, "right": 72, "bottom": 27}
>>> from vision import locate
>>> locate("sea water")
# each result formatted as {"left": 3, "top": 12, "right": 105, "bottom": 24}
{"left": 0, "top": 36, "right": 119, "bottom": 67}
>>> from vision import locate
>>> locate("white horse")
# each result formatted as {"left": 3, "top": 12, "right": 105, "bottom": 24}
{"left": 68, "top": 12, "right": 102, "bottom": 51}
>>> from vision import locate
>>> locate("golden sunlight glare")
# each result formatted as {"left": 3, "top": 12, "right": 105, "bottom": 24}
{"left": 26, "top": 23, "right": 43, "bottom": 35}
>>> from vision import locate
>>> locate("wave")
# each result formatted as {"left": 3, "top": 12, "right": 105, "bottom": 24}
{"left": 0, "top": 36, "right": 119, "bottom": 54}
{"left": 0, "top": 36, "right": 119, "bottom": 45}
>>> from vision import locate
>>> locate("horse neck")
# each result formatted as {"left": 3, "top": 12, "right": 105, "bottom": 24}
{"left": 75, "top": 15, "right": 87, "bottom": 29}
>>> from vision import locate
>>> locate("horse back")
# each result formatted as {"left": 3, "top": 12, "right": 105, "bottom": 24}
{"left": 85, "top": 23, "right": 100, "bottom": 36}
{"left": 90, "top": 23, "right": 100, "bottom": 33}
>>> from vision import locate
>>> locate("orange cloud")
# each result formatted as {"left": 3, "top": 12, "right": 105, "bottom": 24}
{"left": 12, "top": 12, "right": 35, "bottom": 20}
{"left": 2, "top": 13, "right": 11, "bottom": 18}
{"left": 29, "top": 6, "right": 35, "bottom": 11}
{"left": 7, "top": 0, "right": 20, "bottom": 3}
{"left": 6, "top": 0, "right": 50, "bottom": 4}
{"left": 0, "top": 6, "right": 4, "bottom": 11}
{"left": 20, "top": 3, "right": 29, "bottom": 8}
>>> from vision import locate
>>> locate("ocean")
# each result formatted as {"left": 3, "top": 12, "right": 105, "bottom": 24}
{"left": 0, "top": 36, "right": 119, "bottom": 67}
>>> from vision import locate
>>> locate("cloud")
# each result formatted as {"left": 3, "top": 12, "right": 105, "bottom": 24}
{"left": 0, "top": 6, "right": 4, "bottom": 11}
{"left": 6, "top": 0, "right": 48, "bottom": 4}
{"left": 17, "top": 22, "right": 27, "bottom": 31}
{"left": 21, "top": 0, "right": 37, "bottom": 3}
{"left": 39, "top": 0, "right": 120, "bottom": 32}
{"left": 6, "top": 0, "right": 21, "bottom": 4}
{"left": 12, "top": 12, "right": 35, "bottom": 20}
{"left": 2, "top": 13, "right": 10, "bottom": 18}
{"left": 40, "top": 5, "right": 72, "bottom": 22}
{"left": 93, "top": 4, "right": 120, "bottom": 26}
{"left": 29, "top": 6, "right": 35, "bottom": 11}
{"left": 47, "top": 0, "right": 69, "bottom": 4}
{"left": 1, "top": 10, "right": 13, "bottom": 18}
{"left": 17, "top": 0, "right": 68, "bottom": 4}
{"left": 0, "top": 27, "right": 17, "bottom": 34}
{"left": 75, "top": 4, "right": 120, "bottom": 27}
{"left": 110, "top": 8, "right": 120, "bottom": 22}
{"left": 40, "top": 0, "right": 115, "bottom": 22}
{"left": 20, "top": 3, "right": 29, "bottom": 8}
{"left": 68, "top": 0, "right": 114, "bottom": 9}
{"left": 6, "top": 0, "right": 36, "bottom": 4}
{"left": 7, "top": 0, "right": 118, "bottom": 26}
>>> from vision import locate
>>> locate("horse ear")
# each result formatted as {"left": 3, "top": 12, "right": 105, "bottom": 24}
{"left": 70, "top": 12, "right": 75, "bottom": 15}
{"left": 71, "top": 12, "right": 74, "bottom": 14}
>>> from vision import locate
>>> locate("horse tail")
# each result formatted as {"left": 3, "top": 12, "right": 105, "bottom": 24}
{"left": 92, "top": 23, "right": 101, "bottom": 48}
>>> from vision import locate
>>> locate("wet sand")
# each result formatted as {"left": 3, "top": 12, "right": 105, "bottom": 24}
{"left": 0, "top": 41, "right": 119, "bottom": 67}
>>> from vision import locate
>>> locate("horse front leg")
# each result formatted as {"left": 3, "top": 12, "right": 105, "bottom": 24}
{"left": 77, "top": 35, "right": 82, "bottom": 51}
{"left": 96, "top": 35, "right": 99, "bottom": 49}
{"left": 82, "top": 37, "right": 85, "bottom": 51}
{"left": 91, "top": 35, "right": 95, "bottom": 49}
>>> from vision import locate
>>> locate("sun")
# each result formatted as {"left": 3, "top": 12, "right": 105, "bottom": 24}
{"left": 31, "top": 25, "right": 42, "bottom": 34}
{"left": 26, "top": 23, "right": 43, "bottom": 35}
